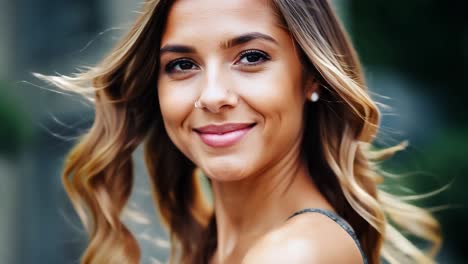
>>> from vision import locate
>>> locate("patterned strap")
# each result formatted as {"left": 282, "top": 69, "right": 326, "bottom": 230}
{"left": 287, "top": 208, "right": 368, "bottom": 264}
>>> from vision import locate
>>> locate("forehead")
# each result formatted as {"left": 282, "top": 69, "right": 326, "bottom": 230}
{"left": 161, "top": 0, "right": 282, "bottom": 46}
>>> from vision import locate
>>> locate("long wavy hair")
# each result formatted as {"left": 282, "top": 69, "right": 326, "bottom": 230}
{"left": 37, "top": 0, "right": 441, "bottom": 263}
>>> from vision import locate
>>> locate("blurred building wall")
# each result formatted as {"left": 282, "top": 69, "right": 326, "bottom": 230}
{"left": 0, "top": 0, "right": 12, "bottom": 78}
{"left": 0, "top": 2, "right": 17, "bottom": 264}
{"left": 0, "top": 0, "right": 11, "bottom": 79}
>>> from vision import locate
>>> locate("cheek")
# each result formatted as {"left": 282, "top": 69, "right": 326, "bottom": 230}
{"left": 157, "top": 82, "right": 196, "bottom": 147}
{"left": 237, "top": 64, "right": 304, "bottom": 120}
{"left": 237, "top": 64, "right": 305, "bottom": 148}
{"left": 158, "top": 80, "right": 195, "bottom": 123}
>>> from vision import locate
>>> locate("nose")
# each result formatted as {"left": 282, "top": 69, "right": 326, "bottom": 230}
{"left": 197, "top": 66, "right": 238, "bottom": 113}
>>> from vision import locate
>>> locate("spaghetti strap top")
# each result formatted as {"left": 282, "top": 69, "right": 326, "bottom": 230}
{"left": 287, "top": 208, "right": 368, "bottom": 264}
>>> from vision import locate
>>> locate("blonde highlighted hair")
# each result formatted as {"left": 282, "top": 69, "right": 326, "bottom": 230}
{"left": 37, "top": 0, "right": 441, "bottom": 263}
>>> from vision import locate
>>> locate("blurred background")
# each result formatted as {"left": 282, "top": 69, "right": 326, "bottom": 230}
{"left": 0, "top": 0, "right": 466, "bottom": 263}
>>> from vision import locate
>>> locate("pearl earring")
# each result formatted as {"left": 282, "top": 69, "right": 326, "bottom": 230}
{"left": 310, "top": 92, "right": 319, "bottom": 102}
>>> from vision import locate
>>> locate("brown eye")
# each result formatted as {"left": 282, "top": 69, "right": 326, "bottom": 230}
{"left": 179, "top": 61, "right": 195, "bottom": 70}
{"left": 245, "top": 54, "right": 261, "bottom": 63}
{"left": 165, "top": 58, "right": 199, "bottom": 73}
{"left": 236, "top": 50, "right": 271, "bottom": 66}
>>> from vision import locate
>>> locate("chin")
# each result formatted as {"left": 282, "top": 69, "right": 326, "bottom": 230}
{"left": 200, "top": 158, "right": 250, "bottom": 182}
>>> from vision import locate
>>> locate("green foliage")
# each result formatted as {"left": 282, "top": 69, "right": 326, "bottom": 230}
{"left": 421, "top": 128, "right": 468, "bottom": 262}
{"left": 421, "top": 127, "right": 468, "bottom": 204}
{"left": 349, "top": 0, "right": 467, "bottom": 123}
{"left": 379, "top": 128, "right": 468, "bottom": 263}
{"left": 0, "top": 81, "right": 32, "bottom": 156}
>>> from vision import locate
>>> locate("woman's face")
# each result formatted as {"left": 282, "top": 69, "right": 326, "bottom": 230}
{"left": 158, "top": 0, "right": 313, "bottom": 181}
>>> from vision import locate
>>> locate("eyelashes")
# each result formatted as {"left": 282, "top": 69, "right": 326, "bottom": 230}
{"left": 165, "top": 58, "right": 199, "bottom": 74}
{"left": 235, "top": 50, "right": 271, "bottom": 66}
{"left": 163, "top": 49, "right": 271, "bottom": 75}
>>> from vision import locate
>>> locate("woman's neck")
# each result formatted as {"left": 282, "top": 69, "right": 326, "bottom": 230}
{"left": 209, "top": 150, "right": 332, "bottom": 263}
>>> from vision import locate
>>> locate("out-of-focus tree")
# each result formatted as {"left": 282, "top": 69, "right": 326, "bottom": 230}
{"left": 349, "top": 1, "right": 467, "bottom": 262}
{"left": 0, "top": 81, "right": 32, "bottom": 156}
{"left": 350, "top": 0, "right": 467, "bottom": 123}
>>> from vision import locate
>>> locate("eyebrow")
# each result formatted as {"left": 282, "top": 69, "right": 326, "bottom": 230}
{"left": 160, "top": 32, "right": 278, "bottom": 55}
{"left": 222, "top": 32, "right": 278, "bottom": 49}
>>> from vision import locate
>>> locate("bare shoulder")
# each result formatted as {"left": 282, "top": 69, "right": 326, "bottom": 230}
{"left": 242, "top": 212, "right": 364, "bottom": 264}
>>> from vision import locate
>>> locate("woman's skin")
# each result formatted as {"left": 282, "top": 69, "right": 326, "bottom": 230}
{"left": 158, "top": 0, "right": 363, "bottom": 263}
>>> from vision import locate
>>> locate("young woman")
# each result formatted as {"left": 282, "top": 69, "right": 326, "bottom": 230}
{"left": 38, "top": 0, "right": 441, "bottom": 263}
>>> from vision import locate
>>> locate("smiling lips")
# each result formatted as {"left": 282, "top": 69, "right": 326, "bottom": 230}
{"left": 193, "top": 123, "right": 256, "bottom": 147}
